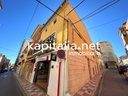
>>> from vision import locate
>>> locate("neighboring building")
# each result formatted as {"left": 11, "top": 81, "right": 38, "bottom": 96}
{"left": 0, "top": 54, "right": 10, "bottom": 72}
{"left": 15, "top": 25, "right": 43, "bottom": 81}
{"left": 24, "top": 25, "right": 43, "bottom": 82}
{"left": 15, "top": 39, "right": 32, "bottom": 74}
{"left": 95, "top": 45, "right": 105, "bottom": 71}
{"left": 99, "top": 41, "right": 118, "bottom": 67}
{"left": 3, "top": 58, "right": 10, "bottom": 70}
{"left": 0, "top": 54, "right": 5, "bottom": 72}
{"left": 119, "top": 55, "right": 128, "bottom": 65}
{"left": 119, "top": 20, "right": 128, "bottom": 56}
{"left": 17, "top": 1, "right": 100, "bottom": 96}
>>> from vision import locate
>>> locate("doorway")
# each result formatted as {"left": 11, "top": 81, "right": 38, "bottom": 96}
{"left": 34, "top": 61, "right": 50, "bottom": 91}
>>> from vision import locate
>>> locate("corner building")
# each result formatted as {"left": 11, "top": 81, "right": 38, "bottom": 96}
{"left": 119, "top": 21, "right": 128, "bottom": 56}
{"left": 29, "top": 1, "right": 99, "bottom": 96}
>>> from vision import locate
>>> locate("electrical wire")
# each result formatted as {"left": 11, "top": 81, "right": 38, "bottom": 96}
{"left": 36, "top": 0, "right": 68, "bottom": 21}
{"left": 73, "top": 0, "right": 120, "bottom": 24}
{"left": 23, "top": 2, "right": 39, "bottom": 39}
{"left": 87, "top": 14, "right": 128, "bottom": 30}
{"left": 7, "top": 53, "right": 18, "bottom": 57}
{"left": 0, "top": 46, "right": 17, "bottom": 53}
{"left": 66, "top": 0, "right": 85, "bottom": 16}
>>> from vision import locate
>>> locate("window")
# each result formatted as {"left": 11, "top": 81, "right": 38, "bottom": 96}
{"left": 44, "top": 28, "right": 47, "bottom": 33}
{"left": 109, "top": 57, "right": 114, "bottom": 61}
{"left": 101, "top": 48, "right": 106, "bottom": 51}
{"left": 108, "top": 52, "right": 112, "bottom": 55}
{"left": 103, "top": 52, "right": 106, "bottom": 55}
{"left": 52, "top": 18, "right": 57, "bottom": 25}
{"left": 126, "top": 30, "right": 128, "bottom": 35}
{"left": 43, "top": 32, "right": 56, "bottom": 47}
{"left": 123, "top": 31, "right": 127, "bottom": 37}
{"left": 106, "top": 44, "right": 110, "bottom": 46}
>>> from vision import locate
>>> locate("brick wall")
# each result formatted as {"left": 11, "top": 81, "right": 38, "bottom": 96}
{"left": 68, "top": 50, "right": 90, "bottom": 95}
{"left": 90, "top": 60, "right": 98, "bottom": 77}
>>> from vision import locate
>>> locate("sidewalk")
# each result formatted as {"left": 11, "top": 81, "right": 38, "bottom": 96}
{"left": 13, "top": 72, "right": 48, "bottom": 96}
{"left": 74, "top": 70, "right": 105, "bottom": 96}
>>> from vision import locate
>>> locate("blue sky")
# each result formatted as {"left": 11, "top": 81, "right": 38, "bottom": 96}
{"left": 0, "top": 0, "right": 127, "bottom": 64}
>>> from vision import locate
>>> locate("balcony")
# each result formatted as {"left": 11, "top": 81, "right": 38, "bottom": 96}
{"left": 27, "top": 50, "right": 34, "bottom": 59}
{"left": 33, "top": 34, "right": 56, "bottom": 55}
{"left": 119, "top": 27, "right": 126, "bottom": 35}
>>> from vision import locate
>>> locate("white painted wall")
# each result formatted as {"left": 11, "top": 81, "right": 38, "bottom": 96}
{"left": 30, "top": 51, "right": 68, "bottom": 96}
{"left": 0, "top": 56, "right": 2, "bottom": 62}
{"left": 126, "top": 44, "right": 128, "bottom": 51}
{"left": 19, "top": 40, "right": 32, "bottom": 58}
{"left": 47, "top": 61, "right": 59, "bottom": 96}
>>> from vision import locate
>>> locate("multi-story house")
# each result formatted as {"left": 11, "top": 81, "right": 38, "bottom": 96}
{"left": 25, "top": 1, "right": 100, "bottom": 96}
{"left": 94, "top": 45, "right": 105, "bottom": 71}
{"left": 24, "top": 25, "right": 43, "bottom": 82}
{"left": 119, "top": 55, "right": 128, "bottom": 65}
{"left": 99, "top": 41, "right": 118, "bottom": 67}
{"left": 15, "top": 39, "right": 31, "bottom": 74}
{"left": 0, "top": 54, "right": 10, "bottom": 72}
{"left": 119, "top": 20, "right": 128, "bottom": 56}
{"left": 0, "top": 54, "right": 5, "bottom": 72}
{"left": 16, "top": 25, "right": 43, "bottom": 82}
{"left": 3, "top": 58, "right": 10, "bottom": 70}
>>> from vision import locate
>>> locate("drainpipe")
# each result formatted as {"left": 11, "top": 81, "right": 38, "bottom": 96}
{"left": 57, "top": 62, "right": 61, "bottom": 96}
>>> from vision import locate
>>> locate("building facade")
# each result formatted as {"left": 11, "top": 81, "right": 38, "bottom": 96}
{"left": 99, "top": 41, "right": 118, "bottom": 67}
{"left": 119, "top": 20, "right": 128, "bottom": 56}
{"left": 17, "top": 1, "right": 100, "bottom": 96}
{"left": 119, "top": 55, "right": 128, "bottom": 65}
{"left": 0, "top": 54, "right": 10, "bottom": 72}
{"left": 95, "top": 46, "right": 105, "bottom": 71}
{"left": 15, "top": 39, "right": 32, "bottom": 75}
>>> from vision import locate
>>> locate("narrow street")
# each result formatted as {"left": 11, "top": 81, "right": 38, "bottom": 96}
{"left": 99, "top": 68, "right": 128, "bottom": 96}
{"left": 0, "top": 71, "right": 24, "bottom": 96}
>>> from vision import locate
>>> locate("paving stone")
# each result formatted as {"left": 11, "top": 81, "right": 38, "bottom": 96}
{"left": 77, "top": 91, "right": 84, "bottom": 95}
{"left": 13, "top": 72, "right": 48, "bottom": 96}
{"left": 74, "top": 71, "right": 104, "bottom": 96}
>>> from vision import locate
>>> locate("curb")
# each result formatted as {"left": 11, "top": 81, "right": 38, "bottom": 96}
{"left": 13, "top": 72, "right": 29, "bottom": 96}
{"left": 91, "top": 71, "right": 104, "bottom": 96}
{"left": 74, "top": 70, "right": 105, "bottom": 96}
{"left": 94, "top": 70, "right": 106, "bottom": 96}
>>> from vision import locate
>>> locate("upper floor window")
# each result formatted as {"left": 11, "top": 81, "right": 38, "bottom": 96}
{"left": 123, "top": 31, "right": 127, "bottom": 37}
{"left": 126, "top": 29, "right": 128, "bottom": 35}
{"left": 106, "top": 44, "right": 110, "bottom": 46}
{"left": 103, "top": 52, "right": 106, "bottom": 55}
{"left": 100, "top": 44, "right": 104, "bottom": 47}
{"left": 42, "top": 32, "right": 56, "bottom": 47}
{"left": 44, "top": 28, "right": 47, "bottom": 33}
{"left": 108, "top": 52, "right": 112, "bottom": 55}
{"left": 52, "top": 18, "right": 57, "bottom": 25}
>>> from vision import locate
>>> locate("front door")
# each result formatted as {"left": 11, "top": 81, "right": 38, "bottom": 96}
{"left": 34, "top": 61, "right": 50, "bottom": 91}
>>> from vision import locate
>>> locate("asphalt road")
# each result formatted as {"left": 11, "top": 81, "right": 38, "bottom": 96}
{"left": 99, "top": 68, "right": 128, "bottom": 96}
{"left": 0, "top": 71, "right": 24, "bottom": 96}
